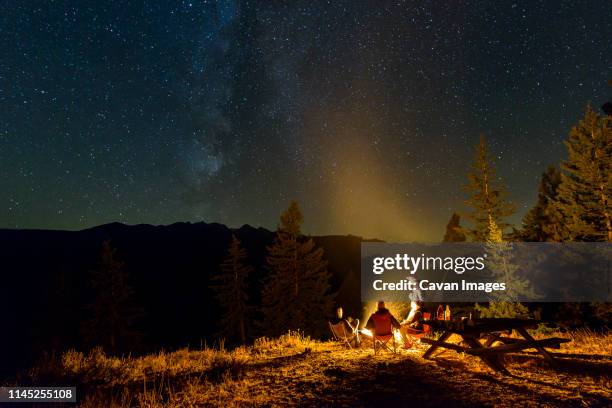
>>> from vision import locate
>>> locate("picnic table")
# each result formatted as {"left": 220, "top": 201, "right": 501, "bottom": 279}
{"left": 419, "top": 318, "right": 570, "bottom": 374}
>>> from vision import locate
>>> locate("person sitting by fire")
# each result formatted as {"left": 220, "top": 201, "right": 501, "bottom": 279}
{"left": 365, "top": 301, "right": 401, "bottom": 334}
{"left": 330, "top": 307, "right": 361, "bottom": 347}
{"left": 400, "top": 300, "right": 425, "bottom": 348}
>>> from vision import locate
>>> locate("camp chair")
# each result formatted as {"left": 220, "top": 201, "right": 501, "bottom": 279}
{"left": 371, "top": 313, "right": 397, "bottom": 355}
{"left": 329, "top": 319, "right": 360, "bottom": 349}
{"left": 402, "top": 312, "right": 432, "bottom": 344}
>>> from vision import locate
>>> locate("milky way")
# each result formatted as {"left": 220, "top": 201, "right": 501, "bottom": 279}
{"left": 1, "top": 1, "right": 610, "bottom": 241}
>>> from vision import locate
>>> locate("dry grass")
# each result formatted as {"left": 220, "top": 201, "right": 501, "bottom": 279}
{"left": 18, "top": 329, "right": 612, "bottom": 407}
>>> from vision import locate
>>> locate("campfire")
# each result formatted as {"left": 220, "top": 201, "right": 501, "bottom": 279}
{"left": 360, "top": 328, "right": 372, "bottom": 337}
{"left": 359, "top": 328, "right": 404, "bottom": 346}
{"left": 394, "top": 329, "right": 403, "bottom": 345}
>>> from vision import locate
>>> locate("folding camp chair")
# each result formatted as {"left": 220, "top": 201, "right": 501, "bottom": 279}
{"left": 329, "top": 319, "right": 360, "bottom": 349}
{"left": 371, "top": 313, "right": 397, "bottom": 354}
{"left": 403, "top": 312, "right": 432, "bottom": 340}
{"left": 401, "top": 312, "right": 432, "bottom": 348}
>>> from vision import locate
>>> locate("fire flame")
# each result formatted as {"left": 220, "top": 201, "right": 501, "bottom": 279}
{"left": 360, "top": 328, "right": 404, "bottom": 346}
{"left": 394, "top": 329, "right": 403, "bottom": 345}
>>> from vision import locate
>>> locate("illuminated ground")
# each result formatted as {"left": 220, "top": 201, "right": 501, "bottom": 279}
{"left": 22, "top": 331, "right": 612, "bottom": 407}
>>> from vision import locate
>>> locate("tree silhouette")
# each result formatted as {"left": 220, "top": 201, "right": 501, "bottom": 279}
{"left": 464, "top": 136, "right": 515, "bottom": 241}
{"left": 518, "top": 166, "right": 564, "bottom": 242}
{"left": 555, "top": 105, "right": 612, "bottom": 242}
{"left": 443, "top": 212, "right": 466, "bottom": 242}
{"left": 260, "top": 201, "right": 334, "bottom": 337}
{"left": 210, "top": 235, "right": 252, "bottom": 344}
{"left": 82, "top": 240, "right": 141, "bottom": 352}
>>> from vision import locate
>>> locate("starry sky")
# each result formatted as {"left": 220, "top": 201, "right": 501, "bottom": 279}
{"left": 1, "top": 1, "right": 610, "bottom": 241}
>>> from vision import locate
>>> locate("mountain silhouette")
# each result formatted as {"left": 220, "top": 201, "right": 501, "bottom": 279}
{"left": 0, "top": 221, "right": 372, "bottom": 378}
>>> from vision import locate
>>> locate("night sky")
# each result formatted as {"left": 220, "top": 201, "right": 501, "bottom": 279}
{"left": 1, "top": 1, "right": 610, "bottom": 241}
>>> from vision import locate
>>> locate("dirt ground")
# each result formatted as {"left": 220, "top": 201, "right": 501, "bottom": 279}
{"left": 223, "top": 340, "right": 611, "bottom": 407}
{"left": 19, "top": 331, "right": 612, "bottom": 407}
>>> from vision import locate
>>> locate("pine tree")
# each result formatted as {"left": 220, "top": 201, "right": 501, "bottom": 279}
{"left": 555, "top": 105, "right": 612, "bottom": 242}
{"left": 518, "top": 166, "right": 564, "bottom": 242}
{"left": 261, "top": 201, "right": 334, "bottom": 337}
{"left": 443, "top": 212, "right": 466, "bottom": 242}
{"left": 475, "top": 217, "right": 530, "bottom": 318}
{"left": 83, "top": 240, "right": 140, "bottom": 352}
{"left": 211, "top": 235, "right": 252, "bottom": 344}
{"left": 464, "top": 136, "right": 515, "bottom": 241}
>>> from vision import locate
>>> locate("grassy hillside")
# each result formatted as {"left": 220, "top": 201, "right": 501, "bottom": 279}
{"left": 16, "top": 330, "right": 612, "bottom": 407}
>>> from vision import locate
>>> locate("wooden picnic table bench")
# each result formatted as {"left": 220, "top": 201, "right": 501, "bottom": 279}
{"left": 419, "top": 318, "right": 570, "bottom": 374}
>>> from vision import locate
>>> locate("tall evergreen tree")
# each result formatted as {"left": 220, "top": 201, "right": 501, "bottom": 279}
{"left": 464, "top": 136, "right": 515, "bottom": 241}
{"left": 518, "top": 166, "right": 564, "bottom": 242}
{"left": 475, "top": 217, "right": 530, "bottom": 318}
{"left": 211, "top": 235, "right": 252, "bottom": 344}
{"left": 443, "top": 212, "right": 466, "bottom": 242}
{"left": 555, "top": 105, "right": 612, "bottom": 242}
{"left": 83, "top": 240, "right": 140, "bottom": 352}
{"left": 260, "top": 201, "right": 334, "bottom": 337}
